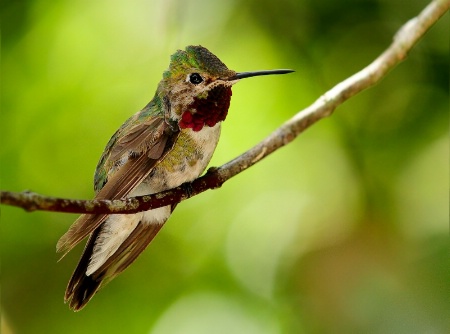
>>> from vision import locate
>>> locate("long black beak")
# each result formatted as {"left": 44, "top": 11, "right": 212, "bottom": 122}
{"left": 227, "top": 69, "right": 294, "bottom": 81}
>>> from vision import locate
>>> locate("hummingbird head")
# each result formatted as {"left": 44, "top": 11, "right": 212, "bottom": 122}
{"left": 159, "top": 45, "right": 293, "bottom": 132}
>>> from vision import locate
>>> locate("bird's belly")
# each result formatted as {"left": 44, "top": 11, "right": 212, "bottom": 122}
{"left": 145, "top": 123, "right": 221, "bottom": 191}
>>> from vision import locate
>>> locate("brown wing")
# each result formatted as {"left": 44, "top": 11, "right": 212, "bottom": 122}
{"left": 108, "top": 115, "right": 172, "bottom": 165}
{"left": 56, "top": 116, "right": 179, "bottom": 256}
{"left": 64, "top": 220, "right": 164, "bottom": 311}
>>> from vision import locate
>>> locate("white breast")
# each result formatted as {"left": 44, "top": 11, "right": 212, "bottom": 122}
{"left": 141, "top": 122, "right": 222, "bottom": 192}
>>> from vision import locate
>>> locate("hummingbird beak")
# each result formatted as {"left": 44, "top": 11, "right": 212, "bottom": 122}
{"left": 226, "top": 69, "right": 294, "bottom": 81}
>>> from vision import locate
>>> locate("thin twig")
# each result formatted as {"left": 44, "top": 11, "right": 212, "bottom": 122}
{"left": 1, "top": 0, "right": 449, "bottom": 214}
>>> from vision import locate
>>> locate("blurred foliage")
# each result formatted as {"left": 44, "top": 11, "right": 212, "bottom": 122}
{"left": 1, "top": 0, "right": 448, "bottom": 333}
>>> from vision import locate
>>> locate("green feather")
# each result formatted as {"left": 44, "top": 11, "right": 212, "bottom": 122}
{"left": 163, "top": 45, "right": 234, "bottom": 79}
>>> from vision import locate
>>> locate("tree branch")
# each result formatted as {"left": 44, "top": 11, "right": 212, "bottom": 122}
{"left": 1, "top": 0, "right": 449, "bottom": 214}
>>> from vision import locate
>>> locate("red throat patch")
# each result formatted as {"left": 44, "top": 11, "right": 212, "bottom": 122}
{"left": 179, "top": 85, "right": 232, "bottom": 131}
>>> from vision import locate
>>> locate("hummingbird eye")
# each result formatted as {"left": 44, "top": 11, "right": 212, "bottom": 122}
{"left": 188, "top": 73, "right": 203, "bottom": 85}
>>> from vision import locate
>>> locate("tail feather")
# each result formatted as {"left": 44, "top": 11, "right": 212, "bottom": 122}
{"left": 64, "top": 221, "right": 165, "bottom": 311}
{"left": 94, "top": 223, "right": 163, "bottom": 281}
{"left": 64, "top": 229, "right": 101, "bottom": 310}
{"left": 57, "top": 213, "right": 109, "bottom": 257}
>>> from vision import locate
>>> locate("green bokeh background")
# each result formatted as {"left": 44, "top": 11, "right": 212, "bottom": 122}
{"left": 1, "top": 0, "right": 448, "bottom": 333}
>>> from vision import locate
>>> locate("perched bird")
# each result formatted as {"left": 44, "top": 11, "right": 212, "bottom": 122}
{"left": 57, "top": 45, "right": 293, "bottom": 310}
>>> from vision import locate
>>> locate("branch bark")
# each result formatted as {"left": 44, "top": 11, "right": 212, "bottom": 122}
{"left": 1, "top": 0, "right": 449, "bottom": 214}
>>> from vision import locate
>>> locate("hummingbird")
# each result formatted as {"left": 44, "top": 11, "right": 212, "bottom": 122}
{"left": 57, "top": 45, "right": 293, "bottom": 311}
